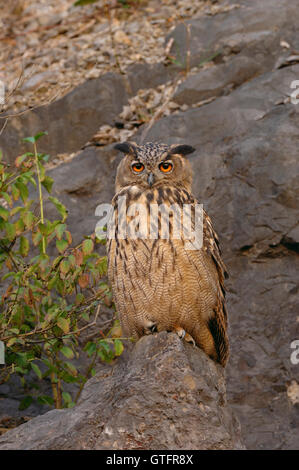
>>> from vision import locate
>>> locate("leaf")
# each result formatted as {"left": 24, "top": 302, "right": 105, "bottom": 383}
{"left": 49, "top": 196, "right": 67, "bottom": 222}
{"left": 1, "top": 192, "right": 12, "bottom": 207}
{"left": 38, "top": 153, "right": 50, "bottom": 163}
{"left": 55, "top": 223, "right": 66, "bottom": 240}
{"left": 41, "top": 176, "right": 54, "bottom": 193}
{"left": 32, "top": 230, "right": 42, "bottom": 246}
{"left": 82, "top": 239, "right": 94, "bottom": 256}
{"left": 65, "top": 230, "right": 72, "bottom": 245}
{"left": 37, "top": 395, "right": 54, "bottom": 406}
{"left": 15, "top": 153, "right": 31, "bottom": 168}
{"left": 75, "top": 293, "right": 85, "bottom": 305}
{"left": 74, "top": 249, "right": 83, "bottom": 266}
{"left": 61, "top": 346, "right": 74, "bottom": 359}
{"left": 57, "top": 317, "right": 70, "bottom": 334}
{"left": 56, "top": 239, "right": 68, "bottom": 254}
{"left": 84, "top": 341, "right": 97, "bottom": 357}
{"left": 0, "top": 205, "right": 9, "bottom": 221}
{"left": 11, "top": 184, "right": 20, "bottom": 201}
{"left": 38, "top": 254, "right": 49, "bottom": 272}
{"left": 23, "top": 132, "right": 47, "bottom": 144}
{"left": 60, "top": 259, "right": 70, "bottom": 275}
{"left": 4, "top": 222, "right": 16, "bottom": 241}
{"left": 20, "top": 236, "right": 30, "bottom": 257}
{"left": 19, "top": 396, "right": 33, "bottom": 410}
{"left": 31, "top": 363, "right": 42, "bottom": 380}
{"left": 22, "top": 211, "right": 34, "bottom": 229}
{"left": 78, "top": 273, "right": 89, "bottom": 289}
{"left": 15, "top": 218, "right": 25, "bottom": 235}
{"left": 74, "top": 0, "right": 98, "bottom": 5}
{"left": 62, "top": 391, "right": 72, "bottom": 405}
{"left": 15, "top": 180, "right": 29, "bottom": 202}
{"left": 7, "top": 337, "right": 17, "bottom": 347}
{"left": 65, "top": 361, "right": 78, "bottom": 376}
{"left": 114, "top": 339, "right": 124, "bottom": 356}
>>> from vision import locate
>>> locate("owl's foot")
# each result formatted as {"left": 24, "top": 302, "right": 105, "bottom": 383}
{"left": 173, "top": 326, "right": 196, "bottom": 346}
{"left": 144, "top": 320, "right": 158, "bottom": 335}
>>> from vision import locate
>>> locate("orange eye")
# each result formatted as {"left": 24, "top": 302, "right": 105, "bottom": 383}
{"left": 132, "top": 162, "right": 145, "bottom": 173}
{"left": 159, "top": 161, "right": 173, "bottom": 173}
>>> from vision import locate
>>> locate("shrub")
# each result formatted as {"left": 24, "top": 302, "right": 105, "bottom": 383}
{"left": 0, "top": 132, "right": 124, "bottom": 409}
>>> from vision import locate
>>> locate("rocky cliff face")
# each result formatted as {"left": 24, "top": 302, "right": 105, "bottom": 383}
{"left": 0, "top": 0, "right": 298, "bottom": 449}
{"left": 0, "top": 333, "right": 244, "bottom": 450}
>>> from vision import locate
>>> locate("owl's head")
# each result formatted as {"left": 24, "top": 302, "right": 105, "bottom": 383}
{"left": 114, "top": 141, "right": 195, "bottom": 193}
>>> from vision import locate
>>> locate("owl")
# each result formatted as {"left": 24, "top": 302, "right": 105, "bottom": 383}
{"left": 107, "top": 141, "right": 229, "bottom": 367}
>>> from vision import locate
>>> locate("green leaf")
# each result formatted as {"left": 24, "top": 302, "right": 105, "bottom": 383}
{"left": 32, "top": 230, "right": 42, "bottom": 246}
{"left": 11, "top": 184, "right": 20, "bottom": 201}
{"left": 57, "top": 317, "right": 70, "bottom": 334}
{"left": 62, "top": 391, "right": 72, "bottom": 405}
{"left": 4, "top": 222, "right": 16, "bottom": 241}
{"left": 49, "top": 196, "right": 67, "bottom": 222}
{"left": 1, "top": 192, "right": 12, "bottom": 207}
{"left": 56, "top": 239, "right": 68, "bottom": 254}
{"left": 60, "top": 346, "right": 74, "bottom": 359}
{"left": 75, "top": 293, "right": 85, "bottom": 305}
{"left": 15, "top": 218, "right": 25, "bottom": 235}
{"left": 38, "top": 153, "right": 50, "bottom": 163}
{"left": 42, "top": 176, "right": 54, "bottom": 193}
{"left": 74, "top": 0, "right": 98, "bottom": 5}
{"left": 37, "top": 395, "right": 54, "bottom": 406}
{"left": 65, "top": 361, "right": 78, "bottom": 376}
{"left": 23, "top": 132, "right": 47, "bottom": 144}
{"left": 60, "top": 259, "right": 70, "bottom": 275}
{"left": 15, "top": 181, "right": 29, "bottom": 202}
{"left": 22, "top": 211, "right": 34, "bottom": 229}
{"left": 114, "top": 339, "right": 124, "bottom": 356}
{"left": 31, "top": 363, "right": 42, "bottom": 380}
{"left": 0, "top": 205, "right": 9, "bottom": 221}
{"left": 19, "top": 396, "right": 33, "bottom": 410}
{"left": 20, "top": 236, "right": 30, "bottom": 257}
{"left": 55, "top": 223, "right": 66, "bottom": 240}
{"left": 82, "top": 239, "right": 94, "bottom": 256}
{"left": 84, "top": 341, "right": 97, "bottom": 357}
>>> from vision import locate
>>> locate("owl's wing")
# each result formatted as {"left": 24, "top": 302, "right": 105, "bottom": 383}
{"left": 202, "top": 209, "right": 229, "bottom": 366}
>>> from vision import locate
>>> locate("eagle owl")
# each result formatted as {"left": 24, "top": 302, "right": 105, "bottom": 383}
{"left": 107, "top": 141, "right": 229, "bottom": 366}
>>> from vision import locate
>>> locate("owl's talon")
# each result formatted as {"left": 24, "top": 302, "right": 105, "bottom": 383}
{"left": 174, "top": 326, "right": 186, "bottom": 339}
{"left": 185, "top": 333, "right": 196, "bottom": 347}
{"left": 174, "top": 326, "right": 196, "bottom": 346}
{"left": 144, "top": 321, "right": 158, "bottom": 334}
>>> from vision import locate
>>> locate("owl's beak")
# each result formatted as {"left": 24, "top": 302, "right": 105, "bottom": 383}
{"left": 147, "top": 172, "right": 155, "bottom": 187}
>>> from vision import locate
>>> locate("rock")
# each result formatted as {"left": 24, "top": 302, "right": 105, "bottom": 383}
{"left": 0, "top": 63, "right": 176, "bottom": 164}
{"left": 173, "top": 55, "right": 261, "bottom": 105}
{"left": 167, "top": 0, "right": 299, "bottom": 71}
{"left": 0, "top": 73, "right": 129, "bottom": 162}
{"left": 0, "top": 332, "right": 245, "bottom": 450}
{"left": 45, "top": 145, "right": 118, "bottom": 246}
{"left": 21, "top": 71, "right": 56, "bottom": 92}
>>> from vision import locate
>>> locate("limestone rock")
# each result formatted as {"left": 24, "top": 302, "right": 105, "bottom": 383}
{"left": 0, "top": 333, "right": 244, "bottom": 450}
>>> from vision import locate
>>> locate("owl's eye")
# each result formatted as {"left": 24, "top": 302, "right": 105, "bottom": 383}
{"left": 159, "top": 161, "right": 173, "bottom": 173}
{"left": 131, "top": 162, "right": 145, "bottom": 173}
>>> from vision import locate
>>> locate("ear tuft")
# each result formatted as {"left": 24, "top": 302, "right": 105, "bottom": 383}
{"left": 169, "top": 144, "right": 195, "bottom": 156}
{"left": 114, "top": 141, "right": 138, "bottom": 155}
{"left": 114, "top": 142, "right": 131, "bottom": 154}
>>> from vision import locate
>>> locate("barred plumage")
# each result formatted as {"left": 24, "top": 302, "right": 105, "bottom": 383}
{"left": 107, "top": 141, "right": 229, "bottom": 366}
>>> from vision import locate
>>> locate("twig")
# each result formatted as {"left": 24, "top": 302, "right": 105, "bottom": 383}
{"left": 0, "top": 90, "right": 60, "bottom": 119}
{"left": 0, "top": 118, "right": 8, "bottom": 136}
